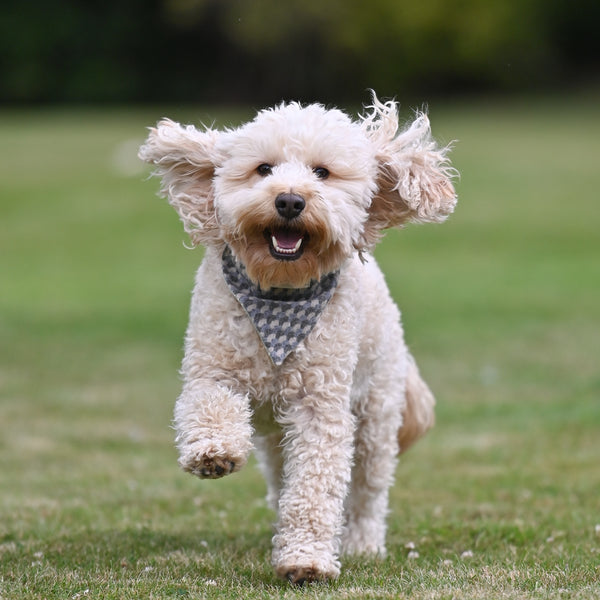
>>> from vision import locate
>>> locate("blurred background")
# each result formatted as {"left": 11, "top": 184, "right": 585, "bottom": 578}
{"left": 1, "top": 0, "right": 598, "bottom": 106}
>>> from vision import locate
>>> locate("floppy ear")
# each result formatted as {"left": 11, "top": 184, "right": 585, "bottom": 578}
{"left": 358, "top": 96, "right": 457, "bottom": 249}
{"left": 138, "top": 119, "right": 222, "bottom": 246}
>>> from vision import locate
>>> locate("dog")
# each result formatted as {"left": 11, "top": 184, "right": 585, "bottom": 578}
{"left": 138, "top": 93, "right": 456, "bottom": 584}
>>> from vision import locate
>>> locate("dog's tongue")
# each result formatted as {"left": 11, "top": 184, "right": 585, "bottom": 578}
{"left": 273, "top": 228, "right": 303, "bottom": 250}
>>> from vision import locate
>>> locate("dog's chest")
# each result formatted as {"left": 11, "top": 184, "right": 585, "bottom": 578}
{"left": 221, "top": 246, "right": 339, "bottom": 366}
{"left": 190, "top": 251, "right": 372, "bottom": 409}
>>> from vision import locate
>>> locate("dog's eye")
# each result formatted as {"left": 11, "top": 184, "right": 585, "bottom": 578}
{"left": 256, "top": 163, "right": 273, "bottom": 177}
{"left": 313, "top": 166, "right": 330, "bottom": 180}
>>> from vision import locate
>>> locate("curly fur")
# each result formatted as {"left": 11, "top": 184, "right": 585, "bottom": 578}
{"left": 139, "top": 93, "right": 457, "bottom": 584}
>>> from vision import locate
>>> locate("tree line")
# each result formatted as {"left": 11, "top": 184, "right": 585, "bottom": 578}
{"left": 1, "top": 0, "right": 597, "bottom": 105}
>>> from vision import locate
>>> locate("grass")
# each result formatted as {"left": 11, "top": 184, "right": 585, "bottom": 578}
{"left": 1, "top": 92, "right": 599, "bottom": 599}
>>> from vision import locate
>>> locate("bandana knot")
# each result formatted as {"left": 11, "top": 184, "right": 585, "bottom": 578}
{"left": 222, "top": 247, "right": 339, "bottom": 365}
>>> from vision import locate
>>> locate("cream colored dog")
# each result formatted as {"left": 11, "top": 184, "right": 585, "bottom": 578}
{"left": 139, "top": 94, "right": 456, "bottom": 584}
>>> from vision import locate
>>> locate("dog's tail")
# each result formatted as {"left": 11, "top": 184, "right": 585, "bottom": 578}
{"left": 398, "top": 351, "right": 436, "bottom": 454}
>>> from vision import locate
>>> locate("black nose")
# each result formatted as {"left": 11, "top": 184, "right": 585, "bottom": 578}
{"left": 275, "top": 193, "right": 305, "bottom": 219}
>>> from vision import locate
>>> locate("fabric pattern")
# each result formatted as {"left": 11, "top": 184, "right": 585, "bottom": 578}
{"left": 222, "top": 247, "right": 339, "bottom": 365}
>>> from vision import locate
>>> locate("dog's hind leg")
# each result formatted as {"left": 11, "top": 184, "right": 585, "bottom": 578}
{"left": 341, "top": 350, "right": 435, "bottom": 555}
{"left": 341, "top": 380, "right": 402, "bottom": 557}
{"left": 253, "top": 432, "right": 284, "bottom": 511}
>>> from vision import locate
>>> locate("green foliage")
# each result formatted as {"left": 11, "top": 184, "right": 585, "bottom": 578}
{"left": 224, "top": 0, "right": 556, "bottom": 92}
{"left": 0, "top": 0, "right": 598, "bottom": 103}
{"left": 1, "top": 93, "right": 599, "bottom": 598}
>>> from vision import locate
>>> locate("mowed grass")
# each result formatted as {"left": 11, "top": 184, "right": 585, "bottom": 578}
{"left": 1, "top": 93, "right": 599, "bottom": 599}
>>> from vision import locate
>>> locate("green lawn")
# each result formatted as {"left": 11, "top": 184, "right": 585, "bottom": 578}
{"left": 1, "top": 93, "right": 599, "bottom": 599}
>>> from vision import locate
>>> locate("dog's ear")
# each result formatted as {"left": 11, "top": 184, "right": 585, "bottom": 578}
{"left": 358, "top": 96, "right": 457, "bottom": 249}
{"left": 139, "top": 119, "right": 222, "bottom": 245}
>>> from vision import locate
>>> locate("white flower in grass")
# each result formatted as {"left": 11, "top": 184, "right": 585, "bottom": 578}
{"left": 461, "top": 550, "right": 474, "bottom": 559}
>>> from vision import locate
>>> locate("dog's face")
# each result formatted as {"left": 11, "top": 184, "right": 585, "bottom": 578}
{"left": 212, "top": 104, "right": 379, "bottom": 288}
{"left": 139, "top": 95, "right": 457, "bottom": 289}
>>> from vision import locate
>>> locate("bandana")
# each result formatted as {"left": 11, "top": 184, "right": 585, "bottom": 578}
{"left": 222, "top": 247, "right": 339, "bottom": 365}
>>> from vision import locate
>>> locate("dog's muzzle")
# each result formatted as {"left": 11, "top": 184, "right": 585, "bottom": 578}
{"left": 268, "top": 193, "right": 307, "bottom": 261}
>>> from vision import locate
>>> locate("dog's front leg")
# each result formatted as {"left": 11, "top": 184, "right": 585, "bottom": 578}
{"left": 272, "top": 390, "right": 355, "bottom": 584}
{"left": 174, "top": 381, "right": 253, "bottom": 479}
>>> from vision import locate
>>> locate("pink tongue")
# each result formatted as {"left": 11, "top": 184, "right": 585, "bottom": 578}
{"left": 273, "top": 229, "right": 303, "bottom": 249}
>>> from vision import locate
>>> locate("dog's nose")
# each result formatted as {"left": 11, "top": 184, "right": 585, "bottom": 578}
{"left": 275, "top": 193, "right": 305, "bottom": 220}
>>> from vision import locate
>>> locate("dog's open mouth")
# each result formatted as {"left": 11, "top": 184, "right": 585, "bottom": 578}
{"left": 266, "top": 228, "right": 306, "bottom": 260}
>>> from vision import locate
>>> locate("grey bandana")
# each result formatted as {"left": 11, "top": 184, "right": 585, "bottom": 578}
{"left": 222, "top": 247, "right": 339, "bottom": 365}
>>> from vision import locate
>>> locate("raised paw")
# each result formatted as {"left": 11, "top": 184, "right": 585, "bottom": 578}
{"left": 181, "top": 454, "right": 237, "bottom": 479}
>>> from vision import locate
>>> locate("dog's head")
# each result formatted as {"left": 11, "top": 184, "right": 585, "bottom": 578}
{"left": 139, "top": 94, "right": 457, "bottom": 289}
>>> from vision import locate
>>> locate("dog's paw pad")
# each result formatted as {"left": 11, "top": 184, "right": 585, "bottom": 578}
{"left": 187, "top": 456, "right": 236, "bottom": 479}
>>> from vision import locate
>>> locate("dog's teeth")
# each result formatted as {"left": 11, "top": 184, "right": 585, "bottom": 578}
{"left": 271, "top": 235, "right": 303, "bottom": 254}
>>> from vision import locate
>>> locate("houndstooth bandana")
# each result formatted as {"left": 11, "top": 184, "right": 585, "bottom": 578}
{"left": 222, "top": 246, "right": 339, "bottom": 366}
